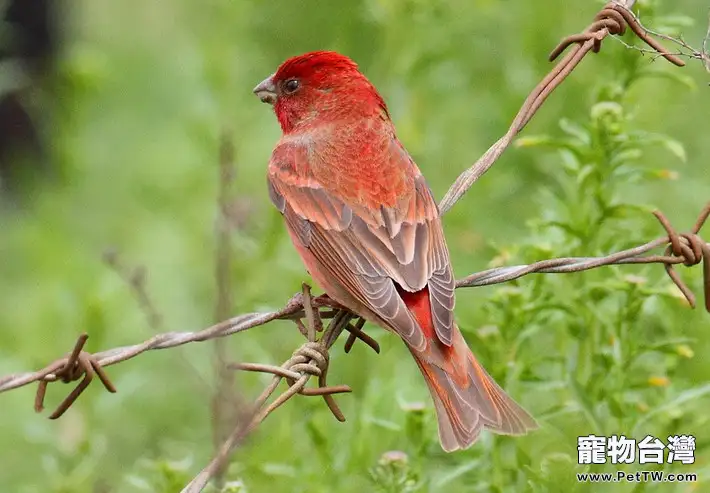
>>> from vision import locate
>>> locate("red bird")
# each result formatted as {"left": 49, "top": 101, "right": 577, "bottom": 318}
{"left": 254, "top": 51, "right": 537, "bottom": 451}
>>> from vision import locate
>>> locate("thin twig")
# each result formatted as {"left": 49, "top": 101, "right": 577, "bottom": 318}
{"left": 211, "top": 129, "right": 240, "bottom": 485}
{"left": 103, "top": 250, "right": 164, "bottom": 330}
{"left": 103, "top": 250, "right": 213, "bottom": 394}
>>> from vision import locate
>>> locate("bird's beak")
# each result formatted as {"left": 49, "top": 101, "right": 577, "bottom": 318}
{"left": 253, "top": 74, "right": 277, "bottom": 104}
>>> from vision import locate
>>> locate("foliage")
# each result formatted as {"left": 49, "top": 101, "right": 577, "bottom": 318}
{"left": 0, "top": 0, "right": 708, "bottom": 492}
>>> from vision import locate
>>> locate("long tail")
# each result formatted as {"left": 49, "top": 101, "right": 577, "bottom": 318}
{"left": 409, "top": 331, "right": 537, "bottom": 452}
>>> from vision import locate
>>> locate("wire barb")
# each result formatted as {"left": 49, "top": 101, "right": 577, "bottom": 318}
{"left": 550, "top": 4, "right": 685, "bottom": 66}
{"left": 653, "top": 204, "right": 710, "bottom": 311}
{"left": 439, "top": 1, "right": 685, "bottom": 214}
{"left": 456, "top": 203, "right": 710, "bottom": 313}
{"left": 181, "top": 199, "right": 709, "bottom": 492}
{"left": 2, "top": 203, "right": 708, "bottom": 424}
{"left": 33, "top": 333, "right": 116, "bottom": 419}
{"left": 182, "top": 294, "right": 357, "bottom": 493}
{"left": 344, "top": 317, "right": 380, "bottom": 354}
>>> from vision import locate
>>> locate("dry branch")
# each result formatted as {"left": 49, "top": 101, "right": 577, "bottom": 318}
{"left": 211, "top": 129, "right": 240, "bottom": 485}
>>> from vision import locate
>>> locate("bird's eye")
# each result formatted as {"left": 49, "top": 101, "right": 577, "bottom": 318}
{"left": 284, "top": 79, "right": 300, "bottom": 94}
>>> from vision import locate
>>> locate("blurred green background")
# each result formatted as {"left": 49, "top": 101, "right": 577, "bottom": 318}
{"left": 1, "top": 0, "right": 709, "bottom": 491}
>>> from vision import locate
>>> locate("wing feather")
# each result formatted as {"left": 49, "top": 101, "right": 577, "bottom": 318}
{"left": 268, "top": 136, "right": 455, "bottom": 348}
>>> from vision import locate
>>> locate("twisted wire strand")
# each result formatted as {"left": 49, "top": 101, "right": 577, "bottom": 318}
{"left": 438, "top": 1, "right": 683, "bottom": 214}
{"left": 0, "top": 2, "right": 705, "bottom": 492}
{"left": 1, "top": 204, "right": 706, "bottom": 407}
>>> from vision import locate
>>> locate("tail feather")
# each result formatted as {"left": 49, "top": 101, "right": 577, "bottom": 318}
{"left": 410, "top": 344, "right": 537, "bottom": 452}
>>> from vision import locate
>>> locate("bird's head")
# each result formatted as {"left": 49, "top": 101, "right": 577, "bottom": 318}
{"left": 253, "top": 51, "right": 388, "bottom": 133}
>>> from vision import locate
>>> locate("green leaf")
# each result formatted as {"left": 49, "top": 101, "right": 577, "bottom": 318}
{"left": 515, "top": 135, "right": 555, "bottom": 148}
{"left": 590, "top": 101, "right": 624, "bottom": 122}
{"left": 568, "top": 371, "right": 605, "bottom": 434}
{"left": 610, "top": 148, "right": 643, "bottom": 168}
{"left": 632, "top": 383, "right": 710, "bottom": 435}
{"left": 432, "top": 460, "right": 481, "bottom": 488}
{"left": 216, "top": 480, "right": 248, "bottom": 493}
{"left": 635, "top": 68, "right": 697, "bottom": 90}
{"left": 640, "top": 337, "right": 696, "bottom": 354}
{"left": 515, "top": 136, "right": 586, "bottom": 159}
{"left": 576, "top": 164, "right": 595, "bottom": 188}
{"left": 558, "top": 118, "right": 591, "bottom": 144}
{"left": 659, "top": 137, "right": 687, "bottom": 162}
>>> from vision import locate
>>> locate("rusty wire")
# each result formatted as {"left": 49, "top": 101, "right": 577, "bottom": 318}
{"left": 0, "top": 2, "right": 706, "bottom": 492}
{"left": 0, "top": 291, "right": 338, "bottom": 397}
{"left": 457, "top": 204, "right": 710, "bottom": 311}
{"left": 182, "top": 286, "right": 358, "bottom": 493}
{"left": 438, "top": 0, "right": 685, "bottom": 214}
{"left": 611, "top": 8, "right": 710, "bottom": 72}
{"left": 2, "top": 204, "right": 707, "bottom": 415}
{"left": 32, "top": 334, "right": 117, "bottom": 419}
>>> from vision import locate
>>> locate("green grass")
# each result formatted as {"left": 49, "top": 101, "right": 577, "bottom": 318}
{"left": 1, "top": 0, "right": 709, "bottom": 491}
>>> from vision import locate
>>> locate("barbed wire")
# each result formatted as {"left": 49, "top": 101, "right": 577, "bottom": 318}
{"left": 612, "top": 8, "right": 710, "bottom": 72}
{"left": 182, "top": 286, "right": 359, "bottom": 493}
{"left": 458, "top": 206, "right": 710, "bottom": 312}
{"left": 1, "top": 2, "right": 707, "bottom": 492}
{"left": 438, "top": 0, "right": 684, "bottom": 214}
{"left": 1, "top": 203, "right": 707, "bottom": 420}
